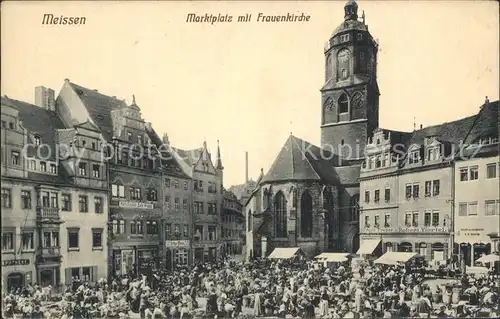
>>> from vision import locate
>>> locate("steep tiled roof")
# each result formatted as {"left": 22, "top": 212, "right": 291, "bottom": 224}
{"left": 335, "top": 165, "right": 361, "bottom": 185}
{"left": 398, "top": 100, "right": 498, "bottom": 166}
{"left": 261, "top": 135, "right": 342, "bottom": 184}
{"left": 463, "top": 101, "right": 499, "bottom": 145}
{"left": 1, "top": 96, "right": 66, "bottom": 160}
{"left": 145, "top": 126, "right": 191, "bottom": 179}
{"left": 405, "top": 116, "right": 476, "bottom": 148}
{"left": 174, "top": 148, "right": 203, "bottom": 167}
{"left": 383, "top": 129, "right": 413, "bottom": 146}
{"left": 68, "top": 82, "right": 127, "bottom": 140}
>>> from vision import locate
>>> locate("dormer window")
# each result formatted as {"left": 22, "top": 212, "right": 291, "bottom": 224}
{"left": 409, "top": 150, "right": 420, "bottom": 164}
{"left": 479, "top": 136, "right": 499, "bottom": 145}
{"left": 382, "top": 154, "right": 389, "bottom": 167}
{"left": 427, "top": 147, "right": 441, "bottom": 161}
{"left": 34, "top": 135, "right": 41, "bottom": 146}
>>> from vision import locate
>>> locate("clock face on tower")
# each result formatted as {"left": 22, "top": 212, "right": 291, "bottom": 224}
{"left": 338, "top": 49, "right": 351, "bottom": 63}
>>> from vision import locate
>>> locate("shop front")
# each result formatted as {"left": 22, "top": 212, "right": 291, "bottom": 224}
{"left": 165, "top": 240, "right": 190, "bottom": 270}
{"left": 1, "top": 258, "right": 34, "bottom": 293}
{"left": 455, "top": 226, "right": 496, "bottom": 266}
{"left": 192, "top": 243, "right": 219, "bottom": 263}
{"left": 137, "top": 247, "right": 160, "bottom": 275}
{"left": 112, "top": 248, "right": 135, "bottom": 276}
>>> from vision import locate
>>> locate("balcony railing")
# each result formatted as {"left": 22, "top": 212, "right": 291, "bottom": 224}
{"left": 40, "top": 246, "right": 61, "bottom": 257}
{"left": 37, "top": 206, "right": 60, "bottom": 220}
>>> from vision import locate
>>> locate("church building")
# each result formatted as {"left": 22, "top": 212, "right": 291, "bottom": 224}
{"left": 245, "top": 0, "right": 378, "bottom": 258}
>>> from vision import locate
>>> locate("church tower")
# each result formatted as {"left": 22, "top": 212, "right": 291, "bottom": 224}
{"left": 321, "top": 0, "right": 380, "bottom": 162}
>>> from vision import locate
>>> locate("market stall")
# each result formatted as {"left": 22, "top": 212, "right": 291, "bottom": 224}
{"left": 267, "top": 247, "right": 304, "bottom": 260}
{"left": 373, "top": 251, "right": 419, "bottom": 265}
{"left": 314, "top": 252, "right": 353, "bottom": 267}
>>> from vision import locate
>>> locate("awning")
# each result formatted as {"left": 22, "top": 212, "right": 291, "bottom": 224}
{"left": 476, "top": 253, "right": 500, "bottom": 264}
{"left": 315, "top": 253, "right": 352, "bottom": 263}
{"left": 268, "top": 247, "right": 302, "bottom": 259}
{"left": 466, "top": 266, "right": 489, "bottom": 274}
{"left": 374, "top": 252, "right": 418, "bottom": 265}
{"left": 356, "top": 239, "right": 381, "bottom": 255}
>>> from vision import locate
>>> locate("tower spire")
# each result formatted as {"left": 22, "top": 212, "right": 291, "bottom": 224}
{"left": 344, "top": 0, "right": 358, "bottom": 21}
{"left": 216, "top": 139, "right": 224, "bottom": 170}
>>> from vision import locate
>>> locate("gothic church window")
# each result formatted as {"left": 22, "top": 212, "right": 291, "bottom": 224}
{"left": 338, "top": 94, "right": 349, "bottom": 114}
{"left": 274, "top": 191, "right": 287, "bottom": 238}
{"left": 300, "top": 191, "right": 313, "bottom": 238}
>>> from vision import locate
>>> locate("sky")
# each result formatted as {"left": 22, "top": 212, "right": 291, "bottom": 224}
{"left": 1, "top": 0, "right": 498, "bottom": 188}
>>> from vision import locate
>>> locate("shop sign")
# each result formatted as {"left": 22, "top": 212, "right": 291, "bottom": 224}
{"left": 119, "top": 200, "right": 154, "bottom": 209}
{"left": 165, "top": 240, "right": 190, "bottom": 249}
{"left": 363, "top": 226, "right": 450, "bottom": 234}
{"left": 2, "top": 259, "right": 30, "bottom": 266}
{"left": 458, "top": 228, "right": 484, "bottom": 237}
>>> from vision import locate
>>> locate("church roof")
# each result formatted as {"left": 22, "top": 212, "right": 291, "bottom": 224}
{"left": 331, "top": 19, "right": 368, "bottom": 38}
{"left": 261, "top": 135, "right": 343, "bottom": 184}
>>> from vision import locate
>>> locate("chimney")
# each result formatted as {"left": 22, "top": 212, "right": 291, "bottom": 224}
{"left": 245, "top": 152, "right": 249, "bottom": 183}
{"left": 34, "top": 86, "right": 55, "bottom": 111}
{"left": 420, "top": 124, "right": 423, "bottom": 129}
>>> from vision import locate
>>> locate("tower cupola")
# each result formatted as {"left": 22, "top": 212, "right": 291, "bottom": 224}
{"left": 344, "top": 0, "right": 358, "bottom": 21}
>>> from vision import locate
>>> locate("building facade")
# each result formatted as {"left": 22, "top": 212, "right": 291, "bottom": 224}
{"left": 359, "top": 99, "right": 498, "bottom": 263}
{"left": 454, "top": 102, "right": 499, "bottom": 265}
{"left": 221, "top": 190, "right": 244, "bottom": 256}
{"left": 1, "top": 88, "right": 109, "bottom": 293}
{"left": 173, "top": 141, "right": 224, "bottom": 263}
{"left": 57, "top": 80, "right": 164, "bottom": 277}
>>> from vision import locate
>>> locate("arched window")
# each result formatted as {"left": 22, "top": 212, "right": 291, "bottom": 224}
{"left": 274, "top": 191, "right": 287, "bottom": 238}
{"left": 300, "top": 191, "right": 313, "bottom": 237}
{"left": 338, "top": 94, "right": 349, "bottom": 114}
{"left": 247, "top": 210, "right": 252, "bottom": 231}
{"left": 350, "top": 194, "right": 360, "bottom": 221}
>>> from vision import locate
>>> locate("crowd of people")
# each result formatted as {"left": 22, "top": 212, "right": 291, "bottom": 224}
{"left": 2, "top": 255, "right": 499, "bottom": 318}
